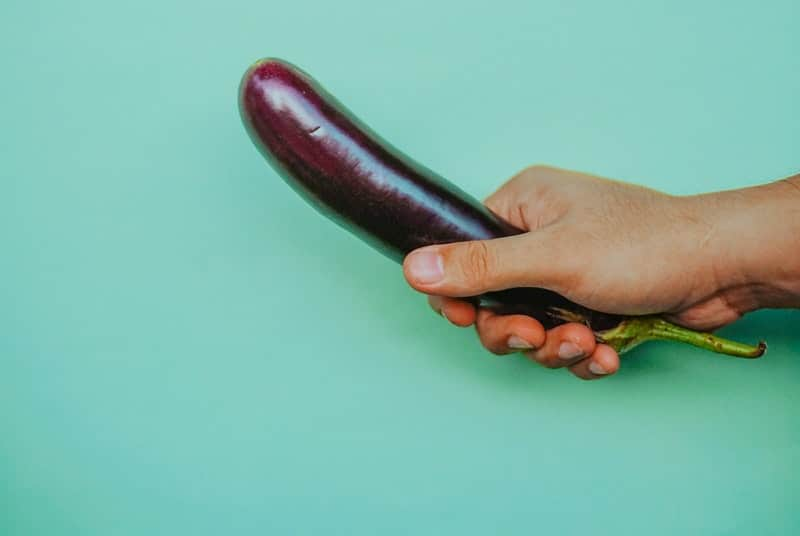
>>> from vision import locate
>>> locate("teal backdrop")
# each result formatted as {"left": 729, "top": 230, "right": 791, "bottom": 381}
{"left": 2, "top": 0, "right": 799, "bottom": 534}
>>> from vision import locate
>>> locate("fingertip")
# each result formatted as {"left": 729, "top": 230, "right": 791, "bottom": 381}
{"left": 568, "top": 344, "right": 620, "bottom": 380}
{"left": 472, "top": 311, "right": 545, "bottom": 355}
{"left": 506, "top": 315, "right": 546, "bottom": 349}
{"left": 402, "top": 247, "right": 444, "bottom": 291}
{"left": 527, "top": 322, "right": 596, "bottom": 368}
{"left": 590, "top": 344, "right": 620, "bottom": 376}
{"left": 441, "top": 298, "right": 476, "bottom": 327}
{"left": 559, "top": 323, "right": 597, "bottom": 357}
{"left": 427, "top": 295, "right": 475, "bottom": 326}
{"left": 428, "top": 295, "right": 443, "bottom": 314}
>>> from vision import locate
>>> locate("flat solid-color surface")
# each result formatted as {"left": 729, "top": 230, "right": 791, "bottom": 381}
{"left": 2, "top": 1, "right": 799, "bottom": 534}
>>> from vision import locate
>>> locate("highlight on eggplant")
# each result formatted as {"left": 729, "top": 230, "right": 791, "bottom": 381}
{"left": 239, "top": 57, "right": 766, "bottom": 359}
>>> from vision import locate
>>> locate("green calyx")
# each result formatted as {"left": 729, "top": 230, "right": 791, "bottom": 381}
{"left": 597, "top": 316, "right": 767, "bottom": 358}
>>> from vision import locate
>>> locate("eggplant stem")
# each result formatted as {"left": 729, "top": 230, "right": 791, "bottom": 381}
{"left": 597, "top": 316, "right": 766, "bottom": 358}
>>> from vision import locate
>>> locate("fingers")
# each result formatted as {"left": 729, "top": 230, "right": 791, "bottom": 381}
{"left": 524, "top": 323, "right": 619, "bottom": 380}
{"left": 473, "top": 308, "right": 546, "bottom": 354}
{"left": 427, "top": 296, "right": 477, "bottom": 327}
{"left": 424, "top": 297, "right": 620, "bottom": 380}
{"left": 524, "top": 323, "right": 597, "bottom": 369}
{"left": 403, "top": 231, "right": 568, "bottom": 298}
{"left": 568, "top": 344, "right": 620, "bottom": 380}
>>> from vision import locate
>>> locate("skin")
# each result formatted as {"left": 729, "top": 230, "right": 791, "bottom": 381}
{"left": 403, "top": 165, "right": 800, "bottom": 380}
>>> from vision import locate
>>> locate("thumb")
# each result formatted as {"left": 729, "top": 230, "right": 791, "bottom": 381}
{"left": 402, "top": 232, "right": 564, "bottom": 297}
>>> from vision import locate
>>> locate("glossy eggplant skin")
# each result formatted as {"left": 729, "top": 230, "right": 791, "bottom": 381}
{"left": 239, "top": 58, "right": 621, "bottom": 331}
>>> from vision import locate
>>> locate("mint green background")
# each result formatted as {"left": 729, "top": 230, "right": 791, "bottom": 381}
{"left": 2, "top": 1, "right": 799, "bottom": 534}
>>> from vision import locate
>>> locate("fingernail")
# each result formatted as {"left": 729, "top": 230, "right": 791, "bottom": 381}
{"left": 558, "top": 341, "right": 583, "bottom": 360}
{"left": 589, "top": 361, "right": 608, "bottom": 375}
{"left": 507, "top": 335, "right": 533, "bottom": 350}
{"left": 440, "top": 308, "right": 450, "bottom": 323}
{"left": 407, "top": 250, "right": 444, "bottom": 284}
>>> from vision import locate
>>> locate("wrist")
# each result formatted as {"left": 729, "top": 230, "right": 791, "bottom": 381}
{"left": 691, "top": 174, "right": 800, "bottom": 310}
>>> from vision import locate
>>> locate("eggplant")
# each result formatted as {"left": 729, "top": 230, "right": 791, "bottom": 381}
{"left": 239, "top": 58, "right": 765, "bottom": 358}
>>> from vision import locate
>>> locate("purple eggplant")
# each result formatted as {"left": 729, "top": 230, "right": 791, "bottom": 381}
{"left": 239, "top": 58, "right": 765, "bottom": 358}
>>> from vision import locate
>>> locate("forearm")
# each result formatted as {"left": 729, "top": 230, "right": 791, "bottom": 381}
{"left": 693, "top": 173, "right": 800, "bottom": 310}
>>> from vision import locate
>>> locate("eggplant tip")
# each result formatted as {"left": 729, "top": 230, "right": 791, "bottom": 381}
{"left": 243, "top": 57, "right": 279, "bottom": 80}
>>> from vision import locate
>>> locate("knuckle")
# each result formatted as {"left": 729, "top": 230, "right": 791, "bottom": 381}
{"left": 524, "top": 164, "right": 554, "bottom": 176}
{"left": 522, "top": 164, "right": 562, "bottom": 185}
{"left": 503, "top": 165, "right": 548, "bottom": 191}
{"left": 529, "top": 180, "right": 554, "bottom": 202}
{"left": 461, "top": 241, "right": 493, "bottom": 284}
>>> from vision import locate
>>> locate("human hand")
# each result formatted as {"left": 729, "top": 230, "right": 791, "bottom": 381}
{"left": 402, "top": 165, "right": 799, "bottom": 380}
